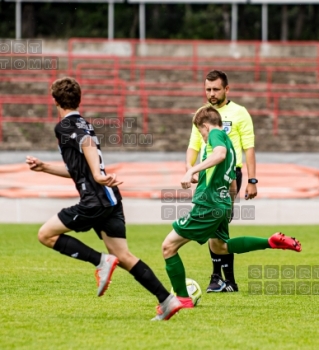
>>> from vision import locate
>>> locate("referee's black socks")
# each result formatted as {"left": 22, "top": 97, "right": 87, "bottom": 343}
{"left": 53, "top": 234, "right": 101, "bottom": 266}
{"left": 209, "top": 247, "right": 236, "bottom": 283}
{"left": 209, "top": 249, "right": 223, "bottom": 276}
{"left": 221, "top": 253, "right": 236, "bottom": 284}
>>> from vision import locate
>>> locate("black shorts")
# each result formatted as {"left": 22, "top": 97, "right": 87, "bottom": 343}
{"left": 57, "top": 201, "right": 126, "bottom": 239}
{"left": 236, "top": 167, "right": 242, "bottom": 194}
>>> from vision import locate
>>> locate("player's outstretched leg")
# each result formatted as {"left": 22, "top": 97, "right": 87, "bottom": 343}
{"left": 268, "top": 232, "right": 302, "bottom": 252}
{"left": 226, "top": 233, "right": 302, "bottom": 255}
{"left": 95, "top": 253, "right": 119, "bottom": 297}
{"left": 152, "top": 294, "right": 183, "bottom": 321}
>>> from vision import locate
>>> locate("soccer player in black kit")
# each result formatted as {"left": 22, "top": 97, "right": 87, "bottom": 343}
{"left": 26, "top": 77, "right": 182, "bottom": 321}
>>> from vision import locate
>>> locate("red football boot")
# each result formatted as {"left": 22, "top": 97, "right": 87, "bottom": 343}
{"left": 177, "top": 296, "right": 194, "bottom": 308}
{"left": 268, "top": 232, "right": 302, "bottom": 252}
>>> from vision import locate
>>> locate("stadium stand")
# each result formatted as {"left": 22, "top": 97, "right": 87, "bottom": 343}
{"left": 1, "top": 39, "right": 319, "bottom": 200}
{"left": 1, "top": 40, "right": 319, "bottom": 151}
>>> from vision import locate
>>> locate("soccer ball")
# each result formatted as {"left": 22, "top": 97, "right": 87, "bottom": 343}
{"left": 171, "top": 278, "right": 202, "bottom": 306}
{"left": 185, "top": 278, "right": 202, "bottom": 306}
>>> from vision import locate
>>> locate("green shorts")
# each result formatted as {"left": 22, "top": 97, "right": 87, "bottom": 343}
{"left": 172, "top": 204, "right": 230, "bottom": 245}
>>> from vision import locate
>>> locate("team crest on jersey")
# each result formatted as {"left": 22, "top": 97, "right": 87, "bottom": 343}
{"left": 76, "top": 119, "right": 88, "bottom": 129}
{"left": 75, "top": 118, "right": 93, "bottom": 131}
{"left": 223, "top": 121, "right": 232, "bottom": 134}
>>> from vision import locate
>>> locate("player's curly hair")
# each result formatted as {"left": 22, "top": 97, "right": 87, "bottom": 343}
{"left": 51, "top": 77, "right": 81, "bottom": 109}
{"left": 193, "top": 105, "right": 222, "bottom": 128}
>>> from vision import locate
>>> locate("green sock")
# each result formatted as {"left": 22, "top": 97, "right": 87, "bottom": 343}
{"left": 227, "top": 237, "right": 271, "bottom": 254}
{"left": 165, "top": 254, "right": 188, "bottom": 297}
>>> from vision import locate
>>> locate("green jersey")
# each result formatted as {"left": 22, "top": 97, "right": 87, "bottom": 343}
{"left": 192, "top": 129, "right": 236, "bottom": 209}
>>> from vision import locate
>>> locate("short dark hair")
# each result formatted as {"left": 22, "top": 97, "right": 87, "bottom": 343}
{"left": 51, "top": 77, "right": 81, "bottom": 109}
{"left": 205, "top": 70, "right": 228, "bottom": 88}
{"left": 193, "top": 106, "right": 222, "bottom": 128}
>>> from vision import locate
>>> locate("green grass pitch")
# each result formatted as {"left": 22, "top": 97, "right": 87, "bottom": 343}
{"left": 1, "top": 224, "right": 319, "bottom": 350}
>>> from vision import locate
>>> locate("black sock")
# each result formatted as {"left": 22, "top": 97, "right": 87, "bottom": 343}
{"left": 209, "top": 245, "right": 222, "bottom": 276}
{"left": 129, "top": 260, "right": 170, "bottom": 303}
{"left": 53, "top": 234, "right": 101, "bottom": 266}
{"left": 221, "top": 253, "right": 236, "bottom": 284}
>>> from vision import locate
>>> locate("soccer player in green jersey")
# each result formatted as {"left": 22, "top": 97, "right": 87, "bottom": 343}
{"left": 187, "top": 70, "right": 257, "bottom": 293}
{"left": 161, "top": 105, "right": 301, "bottom": 308}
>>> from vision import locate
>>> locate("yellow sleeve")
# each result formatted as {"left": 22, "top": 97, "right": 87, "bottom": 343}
{"left": 237, "top": 107, "right": 255, "bottom": 150}
{"left": 188, "top": 124, "right": 203, "bottom": 151}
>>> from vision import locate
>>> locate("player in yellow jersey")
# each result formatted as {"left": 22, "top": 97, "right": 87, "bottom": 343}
{"left": 186, "top": 70, "right": 258, "bottom": 293}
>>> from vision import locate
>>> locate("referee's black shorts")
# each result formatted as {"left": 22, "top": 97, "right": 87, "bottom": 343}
{"left": 236, "top": 167, "right": 242, "bottom": 194}
{"left": 58, "top": 201, "right": 126, "bottom": 239}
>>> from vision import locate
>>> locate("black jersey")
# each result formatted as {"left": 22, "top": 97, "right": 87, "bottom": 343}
{"left": 54, "top": 112, "right": 122, "bottom": 207}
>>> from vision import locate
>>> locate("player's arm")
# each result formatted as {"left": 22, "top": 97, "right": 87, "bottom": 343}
{"left": 81, "top": 136, "right": 123, "bottom": 187}
{"left": 238, "top": 108, "right": 257, "bottom": 200}
{"left": 181, "top": 146, "right": 226, "bottom": 189}
{"left": 26, "top": 156, "right": 71, "bottom": 178}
